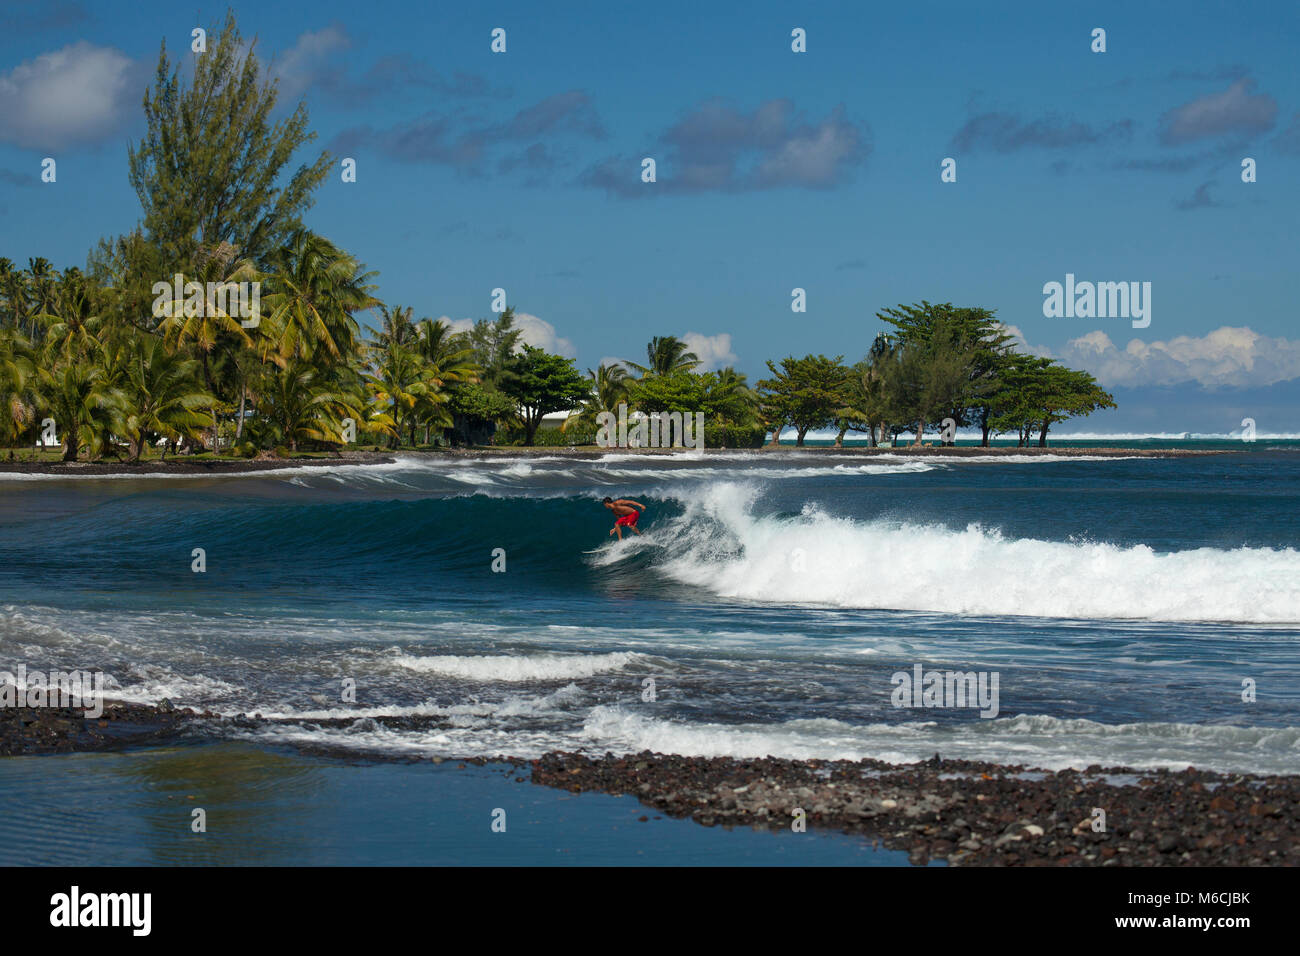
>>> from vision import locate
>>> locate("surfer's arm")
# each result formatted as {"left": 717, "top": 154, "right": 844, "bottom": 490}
{"left": 622, "top": 500, "right": 646, "bottom": 510}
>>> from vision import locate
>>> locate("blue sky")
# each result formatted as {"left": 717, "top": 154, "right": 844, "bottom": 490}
{"left": 2, "top": 0, "right": 1298, "bottom": 433}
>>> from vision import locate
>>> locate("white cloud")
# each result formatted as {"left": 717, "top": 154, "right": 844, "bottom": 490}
{"left": 681, "top": 331, "right": 738, "bottom": 371}
{"left": 0, "top": 42, "right": 139, "bottom": 149}
{"left": 439, "top": 316, "right": 475, "bottom": 335}
{"left": 435, "top": 312, "right": 575, "bottom": 359}
{"left": 514, "top": 312, "right": 575, "bottom": 357}
{"left": 1006, "top": 324, "right": 1300, "bottom": 388}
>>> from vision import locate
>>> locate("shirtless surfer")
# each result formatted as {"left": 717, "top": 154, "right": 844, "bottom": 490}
{"left": 603, "top": 497, "right": 646, "bottom": 540}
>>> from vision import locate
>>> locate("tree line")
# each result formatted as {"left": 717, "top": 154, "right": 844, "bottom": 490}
{"left": 757, "top": 303, "right": 1115, "bottom": 448}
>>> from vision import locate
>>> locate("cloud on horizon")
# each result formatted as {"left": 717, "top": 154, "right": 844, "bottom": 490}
{"left": 1002, "top": 324, "right": 1300, "bottom": 389}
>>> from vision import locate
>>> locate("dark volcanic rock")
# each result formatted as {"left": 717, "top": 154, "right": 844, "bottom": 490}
{"left": 0, "top": 701, "right": 209, "bottom": 755}
{"left": 528, "top": 751, "right": 1300, "bottom": 867}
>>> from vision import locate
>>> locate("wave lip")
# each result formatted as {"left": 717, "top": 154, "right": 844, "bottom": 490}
{"left": 647, "top": 483, "right": 1300, "bottom": 624}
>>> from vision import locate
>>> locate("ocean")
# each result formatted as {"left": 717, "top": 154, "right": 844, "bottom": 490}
{"left": 3, "top": 445, "right": 1298, "bottom": 785}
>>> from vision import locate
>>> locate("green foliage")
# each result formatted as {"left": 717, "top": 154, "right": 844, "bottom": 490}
{"left": 757, "top": 354, "right": 852, "bottom": 445}
{"left": 704, "top": 422, "right": 767, "bottom": 448}
{"left": 888, "top": 317, "right": 984, "bottom": 446}
{"left": 631, "top": 370, "right": 709, "bottom": 414}
{"left": 626, "top": 335, "right": 700, "bottom": 377}
{"left": 563, "top": 363, "right": 632, "bottom": 433}
{"left": 127, "top": 10, "right": 330, "bottom": 269}
{"left": 876, "top": 301, "right": 1014, "bottom": 444}
{"left": 0, "top": 325, "right": 36, "bottom": 444}
{"left": 500, "top": 419, "right": 597, "bottom": 446}
{"left": 119, "top": 335, "right": 216, "bottom": 460}
{"left": 498, "top": 345, "right": 591, "bottom": 446}
{"left": 987, "top": 356, "right": 1115, "bottom": 446}
{"left": 632, "top": 368, "right": 760, "bottom": 427}
{"left": 448, "top": 381, "right": 516, "bottom": 420}
{"left": 455, "top": 307, "right": 523, "bottom": 389}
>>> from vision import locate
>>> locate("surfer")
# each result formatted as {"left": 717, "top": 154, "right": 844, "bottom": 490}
{"left": 603, "top": 497, "right": 646, "bottom": 540}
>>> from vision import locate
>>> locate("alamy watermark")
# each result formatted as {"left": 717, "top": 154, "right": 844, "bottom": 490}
{"left": 1043, "top": 273, "right": 1150, "bottom": 329}
{"left": 891, "top": 663, "right": 1000, "bottom": 718}
{"left": 596, "top": 403, "right": 705, "bottom": 450}
{"left": 49, "top": 886, "right": 150, "bottom": 936}
{"left": 151, "top": 274, "right": 261, "bottom": 328}
{"left": 1, "top": 665, "right": 106, "bottom": 718}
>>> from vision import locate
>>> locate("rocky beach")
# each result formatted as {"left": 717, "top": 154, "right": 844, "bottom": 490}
{"left": 529, "top": 751, "right": 1299, "bottom": 867}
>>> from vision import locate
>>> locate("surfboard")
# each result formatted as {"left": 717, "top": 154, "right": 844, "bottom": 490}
{"left": 584, "top": 537, "right": 653, "bottom": 553}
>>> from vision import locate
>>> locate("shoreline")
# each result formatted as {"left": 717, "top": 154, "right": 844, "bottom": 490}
{"left": 0, "top": 443, "right": 1238, "bottom": 476}
{"left": 4, "top": 702, "right": 1294, "bottom": 866}
{"left": 0, "top": 451, "right": 396, "bottom": 477}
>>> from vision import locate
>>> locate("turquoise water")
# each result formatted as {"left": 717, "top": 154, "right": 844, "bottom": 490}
{"left": 2, "top": 447, "right": 1299, "bottom": 778}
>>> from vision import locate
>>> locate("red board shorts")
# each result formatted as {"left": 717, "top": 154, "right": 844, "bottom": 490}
{"left": 615, "top": 511, "right": 639, "bottom": 527}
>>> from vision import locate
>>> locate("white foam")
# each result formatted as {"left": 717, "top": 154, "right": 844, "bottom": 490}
{"left": 649, "top": 482, "right": 1300, "bottom": 623}
{"left": 247, "top": 683, "right": 589, "bottom": 721}
{"left": 579, "top": 706, "right": 1300, "bottom": 774}
{"left": 388, "top": 651, "right": 646, "bottom": 681}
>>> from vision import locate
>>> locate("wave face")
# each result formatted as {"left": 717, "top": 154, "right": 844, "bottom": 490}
{"left": 2, "top": 450, "right": 1299, "bottom": 772}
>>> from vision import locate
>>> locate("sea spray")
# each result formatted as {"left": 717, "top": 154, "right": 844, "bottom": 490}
{"left": 649, "top": 482, "right": 1300, "bottom": 623}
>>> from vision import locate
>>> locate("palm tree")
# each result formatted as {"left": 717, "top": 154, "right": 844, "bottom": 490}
{"left": 39, "top": 269, "right": 107, "bottom": 364}
{"left": 261, "top": 230, "right": 380, "bottom": 365}
{"left": 375, "top": 304, "right": 417, "bottom": 349}
{"left": 120, "top": 335, "right": 215, "bottom": 460}
{"left": 37, "top": 359, "right": 124, "bottom": 461}
{"left": 0, "top": 326, "right": 37, "bottom": 445}
{"left": 627, "top": 335, "right": 700, "bottom": 377}
{"left": 564, "top": 363, "right": 632, "bottom": 432}
{"left": 853, "top": 334, "right": 899, "bottom": 446}
{"left": 260, "top": 361, "right": 350, "bottom": 451}
{"left": 87, "top": 229, "right": 169, "bottom": 338}
{"left": 153, "top": 251, "right": 261, "bottom": 445}
{"left": 366, "top": 339, "right": 437, "bottom": 447}
{"left": 0, "top": 258, "right": 20, "bottom": 329}
{"left": 156, "top": 257, "right": 257, "bottom": 355}
{"left": 26, "top": 258, "right": 57, "bottom": 332}
{"left": 705, "top": 366, "right": 758, "bottom": 425}
{"left": 415, "top": 317, "right": 477, "bottom": 383}
{"left": 411, "top": 319, "right": 477, "bottom": 444}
